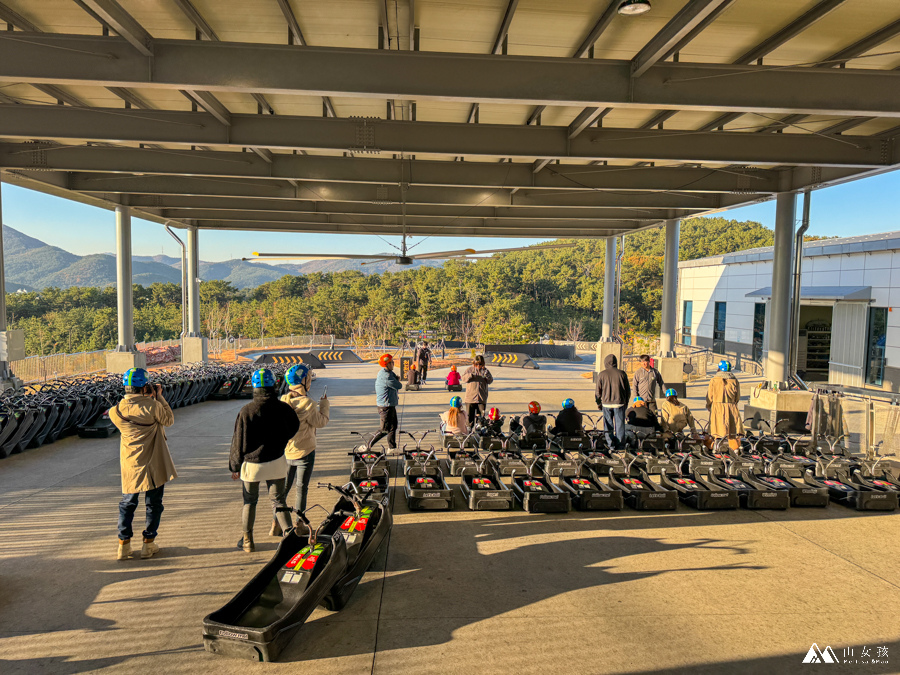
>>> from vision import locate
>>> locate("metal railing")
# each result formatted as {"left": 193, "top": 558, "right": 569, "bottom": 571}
{"left": 810, "top": 383, "right": 900, "bottom": 456}
{"left": 208, "top": 334, "right": 339, "bottom": 357}
{"left": 11, "top": 350, "right": 108, "bottom": 384}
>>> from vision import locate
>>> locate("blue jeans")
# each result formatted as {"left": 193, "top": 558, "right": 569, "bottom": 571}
{"left": 286, "top": 451, "right": 316, "bottom": 516}
{"left": 603, "top": 407, "right": 627, "bottom": 449}
{"left": 118, "top": 485, "right": 165, "bottom": 541}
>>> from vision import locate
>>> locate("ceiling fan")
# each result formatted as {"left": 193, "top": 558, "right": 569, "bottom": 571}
{"left": 243, "top": 172, "right": 575, "bottom": 266}
{"left": 244, "top": 236, "right": 575, "bottom": 266}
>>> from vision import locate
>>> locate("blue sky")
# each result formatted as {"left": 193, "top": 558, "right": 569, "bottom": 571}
{"left": 1, "top": 170, "right": 898, "bottom": 261}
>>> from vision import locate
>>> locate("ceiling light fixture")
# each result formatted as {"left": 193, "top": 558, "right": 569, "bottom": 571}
{"left": 618, "top": 0, "right": 651, "bottom": 16}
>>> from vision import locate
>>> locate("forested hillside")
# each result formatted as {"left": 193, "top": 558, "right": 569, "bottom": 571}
{"left": 6, "top": 217, "right": 789, "bottom": 356}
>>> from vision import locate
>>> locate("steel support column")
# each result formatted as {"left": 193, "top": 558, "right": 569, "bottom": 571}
{"left": 659, "top": 218, "right": 680, "bottom": 356}
{"left": 114, "top": 205, "right": 136, "bottom": 351}
{"left": 766, "top": 192, "right": 796, "bottom": 385}
{"left": 602, "top": 236, "right": 616, "bottom": 339}
{"left": 0, "top": 181, "right": 17, "bottom": 388}
{"left": 187, "top": 225, "right": 201, "bottom": 337}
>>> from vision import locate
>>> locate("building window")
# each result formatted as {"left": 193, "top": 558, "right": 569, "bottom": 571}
{"left": 682, "top": 300, "right": 693, "bottom": 346}
{"left": 714, "top": 302, "right": 726, "bottom": 353}
{"left": 865, "top": 307, "right": 887, "bottom": 386}
{"left": 753, "top": 303, "right": 766, "bottom": 362}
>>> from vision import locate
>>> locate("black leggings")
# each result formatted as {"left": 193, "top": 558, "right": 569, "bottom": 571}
{"left": 467, "top": 403, "right": 485, "bottom": 427}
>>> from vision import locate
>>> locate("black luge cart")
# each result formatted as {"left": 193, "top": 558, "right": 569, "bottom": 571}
{"left": 402, "top": 430, "right": 441, "bottom": 471}
{"left": 202, "top": 528, "right": 349, "bottom": 661}
{"left": 659, "top": 466, "right": 739, "bottom": 510}
{"left": 349, "top": 452, "right": 390, "bottom": 502}
{"left": 404, "top": 452, "right": 454, "bottom": 511}
{"left": 805, "top": 464, "right": 898, "bottom": 511}
{"left": 703, "top": 466, "right": 790, "bottom": 509}
{"left": 509, "top": 459, "right": 571, "bottom": 513}
{"left": 458, "top": 461, "right": 514, "bottom": 510}
{"left": 606, "top": 465, "right": 677, "bottom": 510}
{"left": 558, "top": 461, "right": 623, "bottom": 511}
{"left": 485, "top": 437, "right": 528, "bottom": 476}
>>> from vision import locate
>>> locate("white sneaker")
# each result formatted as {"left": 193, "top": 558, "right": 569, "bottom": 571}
{"left": 117, "top": 540, "right": 133, "bottom": 560}
{"left": 140, "top": 540, "right": 160, "bottom": 559}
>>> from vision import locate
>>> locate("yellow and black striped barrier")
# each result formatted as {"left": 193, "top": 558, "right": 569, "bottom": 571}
{"left": 486, "top": 351, "right": 538, "bottom": 369}
{"left": 255, "top": 352, "right": 325, "bottom": 368}
{"left": 311, "top": 349, "right": 362, "bottom": 363}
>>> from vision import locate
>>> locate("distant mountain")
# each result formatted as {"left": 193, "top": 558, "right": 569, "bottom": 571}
{"left": 2, "top": 224, "right": 444, "bottom": 291}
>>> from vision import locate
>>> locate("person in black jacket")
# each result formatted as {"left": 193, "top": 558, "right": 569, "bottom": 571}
{"left": 595, "top": 354, "right": 631, "bottom": 449}
{"left": 549, "top": 398, "right": 583, "bottom": 436}
{"left": 229, "top": 369, "right": 300, "bottom": 552}
{"left": 624, "top": 396, "right": 661, "bottom": 448}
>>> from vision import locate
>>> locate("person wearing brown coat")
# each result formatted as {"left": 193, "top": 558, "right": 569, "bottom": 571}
{"left": 706, "top": 361, "right": 744, "bottom": 440}
{"left": 109, "top": 368, "right": 176, "bottom": 561}
{"left": 461, "top": 355, "right": 494, "bottom": 427}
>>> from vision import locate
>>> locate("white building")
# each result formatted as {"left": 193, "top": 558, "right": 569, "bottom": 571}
{"left": 678, "top": 231, "right": 900, "bottom": 391}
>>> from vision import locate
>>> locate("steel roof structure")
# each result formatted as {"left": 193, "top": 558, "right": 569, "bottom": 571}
{"left": 0, "top": 0, "right": 898, "bottom": 240}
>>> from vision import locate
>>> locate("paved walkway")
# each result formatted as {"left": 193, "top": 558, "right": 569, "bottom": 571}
{"left": 1, "top": 358, "right": 898, "bottom": 674}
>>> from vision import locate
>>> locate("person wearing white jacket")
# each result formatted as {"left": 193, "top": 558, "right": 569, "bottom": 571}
{"left": 277, "top": 363, "right": 329, "bottom": 534}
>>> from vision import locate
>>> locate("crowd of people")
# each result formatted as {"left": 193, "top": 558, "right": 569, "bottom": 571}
{"left": 111, "top": 351, "right": 740, "bottom": 560}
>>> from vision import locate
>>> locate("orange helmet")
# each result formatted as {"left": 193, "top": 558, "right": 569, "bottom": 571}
{"left": 488, "top": 407, "right": 501, "bottom": 421}
{"left": 451, "top": 365, "right": 457, "bottom": 371}
{"left": 378, "top": 353, "right": 393, "bottom": 367}
{"left": 410, "top": 362, "right": 417, "bottom": 369}
{"left": 528, "top": 401, "right": 541, "bottom": 415}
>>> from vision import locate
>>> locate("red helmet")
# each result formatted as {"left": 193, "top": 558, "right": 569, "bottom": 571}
{"left": 378, "top": 353, "right": 393, "bottom": 367}
{"left": 528, "top": 401, "right": 541, "bottom": 415}
{"left": 488, "top": 407, "right": 501, "bottom": 421}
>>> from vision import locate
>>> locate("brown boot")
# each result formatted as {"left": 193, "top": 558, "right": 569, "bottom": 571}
{"left": 117, "top": 538, "right": 132, "bottom": 560}
{"left": 269, "top": 519, "right": 283, "bottom": 537}
{"left": 140, "top": 537, "right": 160, "bottom": 559}
{"left": 241, "top": 531, "right": 255, "bottom": 553}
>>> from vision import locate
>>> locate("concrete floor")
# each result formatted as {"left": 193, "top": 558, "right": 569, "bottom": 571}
{"left": 1, "top": 356, "right": 899, "bottom": 674}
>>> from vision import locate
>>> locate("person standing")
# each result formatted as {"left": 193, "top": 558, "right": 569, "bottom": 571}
{"left": 595, "top": 354, "right": 631, "bottom": 449}
{"left": 280, "top": 363, "right": 329, "bottom": 533}
{"left": 372, "top": 353, "right": 402, "bottom": 451}
{"left": 416, "top": 341, "right": 433, "bottom": 384}
{"left": 229, "top": 369, "right": 299, "bottom": 553}
{"left": 111, "top": 368, "right": 177, "bottom": 561}
{"left": 461, "top": 355, "right": 493, "bottom": 427}
{"left": 706, "top": 360, "right": 743, "bottom": 445}
{"left": 632, "top": 355, "right": 665, "bottom": 413}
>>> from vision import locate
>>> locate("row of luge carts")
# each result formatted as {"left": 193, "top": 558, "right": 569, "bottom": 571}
{"left": 199, "top": 418, "right": 900, "bottom": 664}
{"left": 0, "top": 363, "right": 298, "bottom": 460}
{"left": 358, "top": 422, "right": 900, "bottom": 514}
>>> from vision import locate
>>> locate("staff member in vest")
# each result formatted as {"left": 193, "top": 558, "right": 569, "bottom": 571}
{"left": 416, "top": 341, "right": 433, "bottom": 384}
{"left": 461, "top": 355, "right": 494, "bottom": 427}
{"left": 633, "top": 355, "right": 665, "bottom": 413}
{"left": 229, "top": 369, "right": 299, "bottom": 553}
{"left": 110, "top": 368, "right": 176, "bottom": 561}
{"left": 280, "top": 363, "right": 329, "bottom": 534}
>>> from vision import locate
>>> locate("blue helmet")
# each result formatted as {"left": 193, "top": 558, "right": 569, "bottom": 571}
{"left": 286, "top": 363, "right": 311, "bottom": 386}
{"left": 664, "top": 388, "right": 677, "bottom": 398}
{"left": 123, "top": 367, "right": 149, "bottom": 388}
{"left": 633, "top": 396, "right": 644, "bottom": 403}
{"left": 251, "top": 368, "right": 276, "bottom": 388}
{"left": 718, "top": 360, "right": 732, "bottom": 372}
{"left": 449, "top": 395, "right": 462, "bottom": 408}
{"left": 562, "top": 398, "right": 575, "bottom": 409}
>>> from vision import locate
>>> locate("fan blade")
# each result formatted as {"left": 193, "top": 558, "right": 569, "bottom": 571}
{"left": 463, "top": 243, "right": 578, "bottom": 256}
{"left": 412, "top": 248, "right": 477, "bottom": 260}
{"left": 359, "top": 258, "right": 398, "bottom": 266}
{"left": 247, "top": 252, "right": 393, "bottom": 260}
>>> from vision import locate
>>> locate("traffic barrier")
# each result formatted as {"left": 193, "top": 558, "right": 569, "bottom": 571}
{"left": 484, "top": 344, "right": 575, "bottom": 360}
{"left": 486, "top": 351, "right": 538, "bottom": 369}
{"left": 311, "top": 349, "right": 362, "bottom": 363}
{"left": 255, "top": 353, "right": 326, "bottom": 369}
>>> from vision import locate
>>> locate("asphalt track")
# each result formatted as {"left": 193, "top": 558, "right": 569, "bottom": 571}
{"left": 0, "top": 356, "right": 898, "bottom": 674}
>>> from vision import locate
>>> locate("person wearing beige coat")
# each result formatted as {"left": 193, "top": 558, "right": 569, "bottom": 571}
{"left": 279, "top": 364, "right": 330, "bottom": 530}
{"left": 705, "top": 363, "right": 744, "bottom": 440}
{"left": 109, "top": 368, "right": 176, "bottom": 561}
